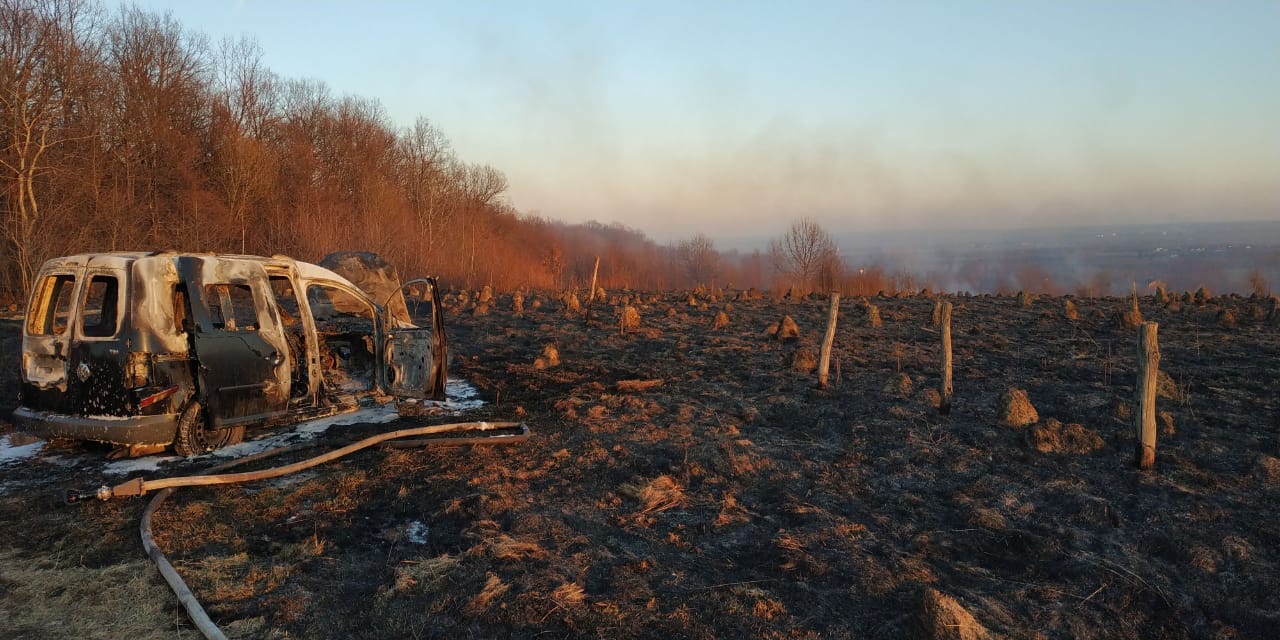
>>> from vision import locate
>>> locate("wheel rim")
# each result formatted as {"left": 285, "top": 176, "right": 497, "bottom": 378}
{"left": 189, "top": 407, "right": 228, "bottom": 453}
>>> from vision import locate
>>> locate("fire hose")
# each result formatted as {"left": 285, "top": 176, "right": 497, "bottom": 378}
{"left": 68, "top": 420, "right": 530, "bottom": 640}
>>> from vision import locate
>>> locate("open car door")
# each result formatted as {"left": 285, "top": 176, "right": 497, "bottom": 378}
{"left": 383, "top": 277, "right": 447, "bottom": 401}
{"left": 184, "top": 257, "right": 292, "bottom": 427}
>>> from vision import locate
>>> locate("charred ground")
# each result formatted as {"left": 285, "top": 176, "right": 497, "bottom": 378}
{"left": 1, "top": 291, "right": 1279, "bottom": 639}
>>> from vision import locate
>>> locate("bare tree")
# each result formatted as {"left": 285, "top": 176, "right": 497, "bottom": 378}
{"left": 214, "top": 35, "right": 277, "bottom": 139}
{"left": 769, "top": 218, "right": 837, "bottom": 293}
{"left": 0, "top": 0, "right": 98, "bottom": 295}
{"left": 677, "top": 233, "right": 719, "bottom": 288}
{"left": 397, "top": 116, "right": 455, "bottom": 253}
{"left": 105, "top": 5, "right": 210, "bottom": 246}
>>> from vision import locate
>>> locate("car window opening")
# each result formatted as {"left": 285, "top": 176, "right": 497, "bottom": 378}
{"left": 81, "top": 275, "right": 120, "bottom": 338}
{"left": 307, "top": 283, "right": 376, "bottom": 393}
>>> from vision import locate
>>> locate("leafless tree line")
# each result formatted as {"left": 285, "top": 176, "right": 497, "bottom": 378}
{"left": 7, "top": 2, "right": 1257, "bottom": 303}
{"left": 0, "top": 0, "right": 563, "bottom": 299}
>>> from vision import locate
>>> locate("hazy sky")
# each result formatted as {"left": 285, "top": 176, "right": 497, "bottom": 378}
{"left": 134, "top": 1, "right": 1279, "bottom": 243}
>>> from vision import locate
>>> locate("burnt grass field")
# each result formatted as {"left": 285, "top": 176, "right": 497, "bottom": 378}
{"left": 2, "top": 290, "right": 1279, "bottom": 639}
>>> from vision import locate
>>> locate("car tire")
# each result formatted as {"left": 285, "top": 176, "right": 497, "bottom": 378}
{"left": 173, "top": 400, "right": 245, "bottom": 457}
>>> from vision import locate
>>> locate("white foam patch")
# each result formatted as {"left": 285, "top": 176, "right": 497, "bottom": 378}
{"left": 97, "top": 378, "right": 485, "bottom": 475}
{"left": 0, "top": 434, "right": 45, "bottom": 465}
{"left": 102, "top": 453, "right": 181, "bottom": 476}
{"left": 438, "top": 378, "right": 485, "bottom": 412}
{"left": 100, "top": 404, "right": 400, "bottom": 476}
{"left": 405, "top": 520, "right": 429, "bottom": 545}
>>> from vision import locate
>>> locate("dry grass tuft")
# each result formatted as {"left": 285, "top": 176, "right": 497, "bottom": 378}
{"left": 866, "top": 303, "right": 883, "bottom": 328}
{"left": 968, "top": 507, "right": 1007, "bottom": 530}
{"left": 488, "top": 535, "right": 548, "bottom": 561}
{"left": 752, "top": 598, "right": 787, "bottom": 621}
{"left": 542, "top": 343, "right": 561, "bottom": 366}
{"left": 617, "top": 379, "right": 664, "bottom": 392}
{"left": 1119, "top": 305, "right": 1143, "bottom": 329}
{"left": 625, "top": 475, "right": 687, "bottom": 514}
{"left": 910, "top": 588, "right": 992, "bottom": 640}
{"left": 714, "top": 491, "right": 752, "bottom": 527}
{"left": 1113, "top": 400, "right": 1133, "bottom": 421}
{"left": 394, "top": 554, "right": 460, "bottom": 593}
{"left": 997, "top": 388, "right": 1039, "bottom": 427}
{"left": 465, "top": 573, "right": 510, "bottom": 615}
{"left": 620, "top": 305, "right": 641, "bottom": 333}
{"left": 1156, "top": 370, "right": 1184, "bottom": 402}
{"left": 884, "top": 372, "right": 913, "bottom": 397}
{"left": 0, "top": 552, "right": 178, "bottom": 640}
{"left": 552, "top": 582, "right": 587, "bottom": 606}
{"left": 712, "top": 310, "right": 730, "bottom": 330}
{"left": 1216, "top": 309, "right": 1237, "bottom": 329}
{"left": 1025, "top": 418, "right": 1104, "bottom": 454}
{"left": 1253, "top": 455, "right": 1280, "bottom": 485}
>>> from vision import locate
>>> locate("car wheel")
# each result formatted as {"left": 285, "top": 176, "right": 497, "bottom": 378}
{"left": 173, "top": 401, "right": 245, "bottom": 457}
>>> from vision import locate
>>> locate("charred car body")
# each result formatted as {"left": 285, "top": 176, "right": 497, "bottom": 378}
{"left": 13, "top": 252, "right": 447, "bottom": 456}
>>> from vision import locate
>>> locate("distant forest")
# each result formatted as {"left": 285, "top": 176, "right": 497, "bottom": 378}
{"left": 0, "top": 0, "right": 780, "bottom": 302}
{"left": 1, "top": 0, "right": 1273, "bottom": 304}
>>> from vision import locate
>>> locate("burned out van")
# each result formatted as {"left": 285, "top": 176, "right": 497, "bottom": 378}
{"left": 13, "top": 252, "right": 447, "bottom": 456}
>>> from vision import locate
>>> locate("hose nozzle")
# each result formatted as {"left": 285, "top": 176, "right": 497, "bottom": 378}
{"left": 64, "top": 485, "right": 112, "bottom": 505}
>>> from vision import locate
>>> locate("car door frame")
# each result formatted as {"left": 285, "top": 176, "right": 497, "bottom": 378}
{"left": 180, "top": 257, "right": 292, "bottom": 428}
{"left": 382, "top": 276, "right": 448, "bottom": 401}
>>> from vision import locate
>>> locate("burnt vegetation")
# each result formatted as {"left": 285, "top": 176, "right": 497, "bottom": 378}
{"left": 3, "top": 289, "right": 1280, "bottom": 639}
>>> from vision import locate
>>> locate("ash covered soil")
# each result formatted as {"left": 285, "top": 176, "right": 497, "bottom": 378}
{"left": 2, "top": 291, "right": 1279, "bottom": 639}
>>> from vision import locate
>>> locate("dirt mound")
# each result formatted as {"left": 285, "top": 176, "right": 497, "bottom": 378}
{"left": 909, "top": 588, "right": 993, "bottom": 640}
{"left": 997, "top": 388, "right": 1038, "bottom": 427}
{"left": 1025, "top": 418, "right": 1104, "bottom": 454}
{"left": 773, "top": 315, "right": 800, "bottom": 341}
{"left": 790, "top": 347, "right": 818, "bottom": 373}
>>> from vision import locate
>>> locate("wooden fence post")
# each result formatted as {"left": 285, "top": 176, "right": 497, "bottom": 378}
{"left": 588, "top": 256, "right": 600, "bottom": 303}
{"left": 817, "top": 292, "right": 840, "bottom": 389}
{"left": 1135, "top": 322, "right": 1160, "bottom": 470}
{"left": 940, "top": 301, "right": 953, "bottom": 415}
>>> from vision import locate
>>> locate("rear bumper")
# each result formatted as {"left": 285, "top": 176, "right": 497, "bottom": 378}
{"left": 12, "top": 407, "right": 177, "bottom": 445}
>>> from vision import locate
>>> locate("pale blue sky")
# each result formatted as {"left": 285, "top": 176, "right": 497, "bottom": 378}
{"left": 133, "top": 1, "right": 1279, "bottom": 243}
